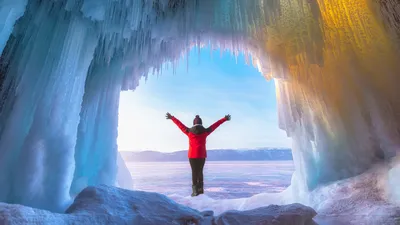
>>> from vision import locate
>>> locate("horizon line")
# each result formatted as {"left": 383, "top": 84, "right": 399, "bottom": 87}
{"left": 119, "top": 147, "right": 292, "bottom": 152}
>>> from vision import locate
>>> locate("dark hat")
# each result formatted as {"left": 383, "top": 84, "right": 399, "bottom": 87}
{"left": 193, "top": 115, "right": 203, "bottom": 125}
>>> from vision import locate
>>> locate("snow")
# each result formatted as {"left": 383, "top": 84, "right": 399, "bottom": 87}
{"left": 0, "top": 185, "right": 317, "bottom": 225}
{"left": 0, "top": 0, "right": 400, "bottom": 216}
{"left": 169, "top": 190, "right": 290, "bottom": 216}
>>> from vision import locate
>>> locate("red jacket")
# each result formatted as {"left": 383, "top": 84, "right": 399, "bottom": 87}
{"left": 171, "top": 116, "right": 227, "bottom": 158}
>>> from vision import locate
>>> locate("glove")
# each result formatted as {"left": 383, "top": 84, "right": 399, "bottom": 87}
{"left": 225, "top": 114, "right": 231, "bottom": 121}
{"left": 166, "top": 112, "right": 172, "bottom": 120}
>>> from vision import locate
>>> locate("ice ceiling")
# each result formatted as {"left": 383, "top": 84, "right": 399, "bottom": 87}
{"left": 0, "top": 0, "right": 400, "bottom": 213}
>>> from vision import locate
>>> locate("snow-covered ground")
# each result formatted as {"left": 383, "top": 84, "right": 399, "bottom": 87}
{"left": 0, "top": 185, "right": 316, "bottom": 225}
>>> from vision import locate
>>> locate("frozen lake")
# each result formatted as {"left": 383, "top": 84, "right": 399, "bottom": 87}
{"left": 126, "top": 161, "right": 294, "bottom": 199}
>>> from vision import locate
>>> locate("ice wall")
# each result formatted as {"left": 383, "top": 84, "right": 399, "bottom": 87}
{"left": 0, "top": 1, "right": 97, "bottom": 211}
{"left": 0, "top": 0, "right": 400, "bottom": 211}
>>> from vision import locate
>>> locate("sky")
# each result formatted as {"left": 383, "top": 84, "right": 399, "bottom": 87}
{"left": 117, "top": 47, "right": 291, "bottom": 152}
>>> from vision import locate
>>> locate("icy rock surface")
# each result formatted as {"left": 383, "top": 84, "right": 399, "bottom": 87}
{"left": 65, "top": 185, "right": 203, "bottom": 225}
{"left": 295, "top": 162, "right": 400, "bottom": 224}
{"left": 308, "top": 165, "right": 400, "bottom": 225}
{"left": 0, "top": 185, "right": 317, "bottom": 225}
{"left": 214, "top": 204, "right": 316, "bottom": 225}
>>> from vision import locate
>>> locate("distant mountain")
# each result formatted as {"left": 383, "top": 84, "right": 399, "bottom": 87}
{"left": 120, "top": 148, "right": 292, "bottom": 162}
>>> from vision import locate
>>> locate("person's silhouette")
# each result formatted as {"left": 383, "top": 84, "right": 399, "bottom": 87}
{"left": 166, "top": 113, "right": 231, "bottom": 197}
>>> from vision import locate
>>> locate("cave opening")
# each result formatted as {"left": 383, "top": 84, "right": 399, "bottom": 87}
{"left": 117, "top": 45, "right": 294, "bottom": 206}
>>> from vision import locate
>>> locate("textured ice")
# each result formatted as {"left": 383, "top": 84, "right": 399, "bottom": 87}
{"left": 0, "top": 185, "right": 316, "bottom": 225}
{"left": 0, "top": 0, "right": 400, "bottom": 213}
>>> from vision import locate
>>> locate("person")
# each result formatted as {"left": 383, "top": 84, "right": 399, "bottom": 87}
{"left": 166, "top": 112, "right": 231, "bottom": 197}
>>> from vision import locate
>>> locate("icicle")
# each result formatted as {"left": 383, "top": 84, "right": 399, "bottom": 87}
{"left": 0, "top": 0, "right": 28, "bottom": 54}
{"left": 70, "top": 57, "right": 128, "bottom": 197}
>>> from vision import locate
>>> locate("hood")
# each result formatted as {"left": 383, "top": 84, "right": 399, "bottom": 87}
{"left": 189, "top": 124, "right": 207, "bottom": 135}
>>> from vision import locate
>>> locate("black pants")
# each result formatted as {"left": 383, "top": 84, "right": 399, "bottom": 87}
{"left": 189, "top": 158, "right": 206, "bottom": 186}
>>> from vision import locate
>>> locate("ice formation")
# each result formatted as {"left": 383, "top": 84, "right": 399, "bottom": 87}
{"left": 0, "top": 0, "right": 400, "bottom": 215}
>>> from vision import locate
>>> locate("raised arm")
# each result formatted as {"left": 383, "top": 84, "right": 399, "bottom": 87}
{"left": 166, "top": 113, "right": 189, "bottom": 135}
{"left": 206, "top": 114, "right": 231, "bottom": 135}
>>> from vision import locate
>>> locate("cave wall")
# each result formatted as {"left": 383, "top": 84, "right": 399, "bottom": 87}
{"left": 0, "top": 0, "right": 399, "bottom": 211}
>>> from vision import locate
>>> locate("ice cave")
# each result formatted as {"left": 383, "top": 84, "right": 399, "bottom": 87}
{"left": 0, "top": 0, "right": 400, "bottom": 224}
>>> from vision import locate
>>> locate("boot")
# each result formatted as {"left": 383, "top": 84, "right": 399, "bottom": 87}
{"left": 197, "top": 182, "right": 204, "bottom": 195}
{"left": 191, "top": 185, "right": 199, "bottom": 197}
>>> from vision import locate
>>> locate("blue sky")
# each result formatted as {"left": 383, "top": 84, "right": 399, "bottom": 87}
{"left": 117, "top": 47, "right": 291, "bottom": 152}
